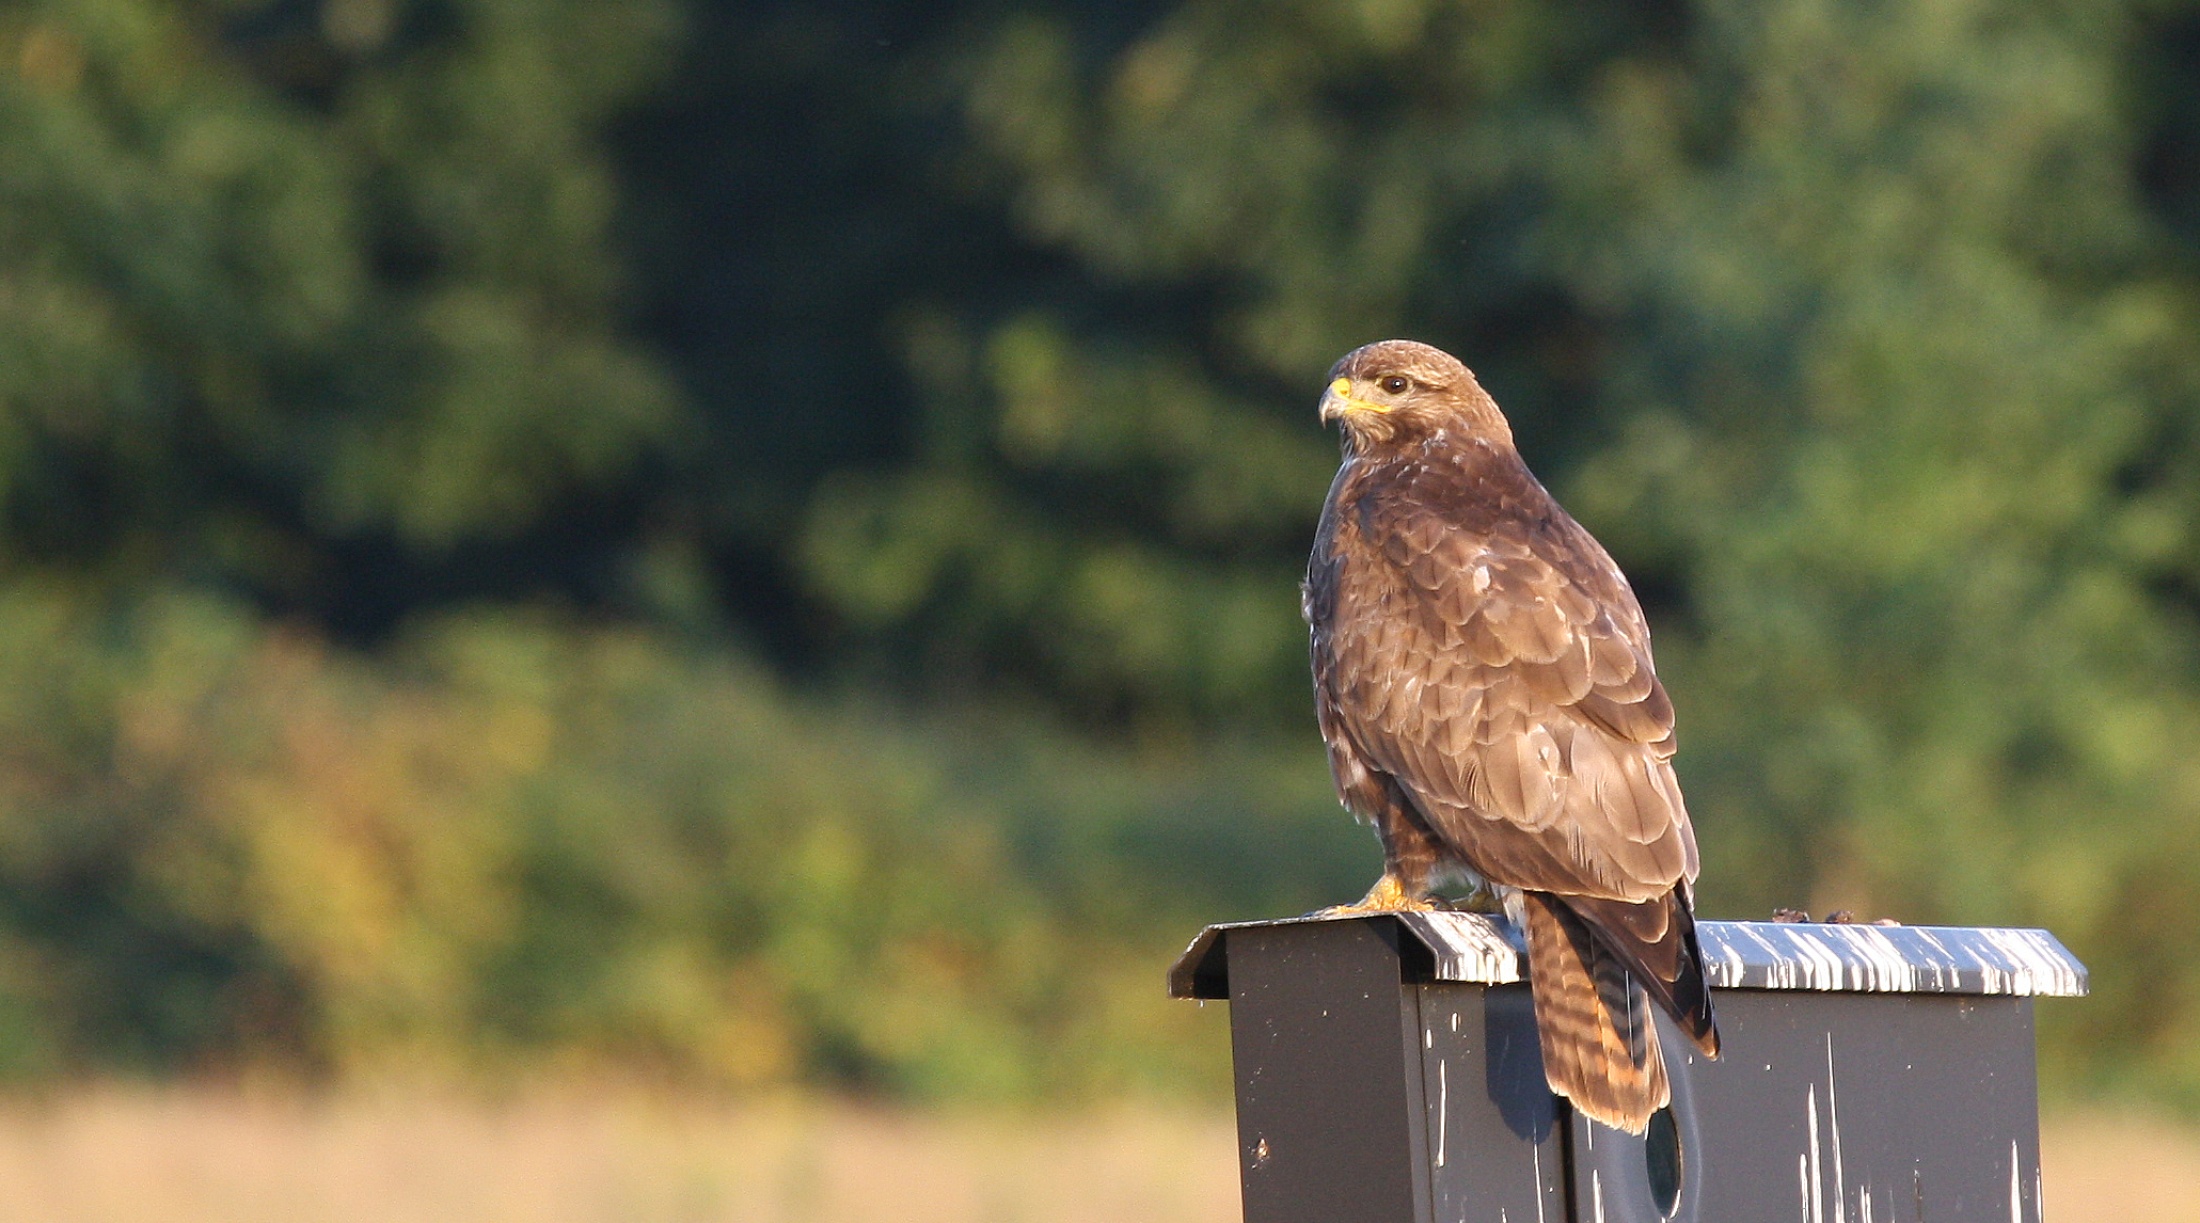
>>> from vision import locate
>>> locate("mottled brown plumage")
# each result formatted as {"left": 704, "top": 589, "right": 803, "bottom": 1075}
{"left": 1302, "top": 339, "right": 1718, "bottom": 1133}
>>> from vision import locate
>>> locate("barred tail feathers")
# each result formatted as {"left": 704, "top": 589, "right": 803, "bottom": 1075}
{"left": 1521, "top": 889, "right": 1669, "bottom": 1134}
{"left": 1563, "top": 889, "right": 1721, "bottom": 1059}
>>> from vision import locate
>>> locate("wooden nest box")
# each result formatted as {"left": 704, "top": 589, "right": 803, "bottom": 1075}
{"left": 1170, "top": 913, "right": 2085, "bottom": 1223}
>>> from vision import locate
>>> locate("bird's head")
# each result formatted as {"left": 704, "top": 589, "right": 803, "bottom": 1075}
{"left": 1318, "top": 339, "right": 1512, "bottom": 453}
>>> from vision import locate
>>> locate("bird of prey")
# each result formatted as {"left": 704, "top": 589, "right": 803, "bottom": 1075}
{"left": 1302, "top": 339, "right": 1718, "bottom": 1133}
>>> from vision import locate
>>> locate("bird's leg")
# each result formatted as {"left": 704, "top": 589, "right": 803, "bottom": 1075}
{"left": 1314, "top": 808, "right": 1440, "bottom": 915}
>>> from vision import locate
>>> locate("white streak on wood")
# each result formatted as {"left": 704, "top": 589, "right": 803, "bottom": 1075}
{"left": 1826, "top": 1034, "right": 1846, "bottom": 1223}
{"left": 1435, "top": 1058, "right": 1448, "bottom": 1169}
{"left": 1807, "top": 1083, "right": 1825, "bottom": 1223}
{"left": 1532, "top": 1140, "right": 1548, "bottom": 1223}
{"left": 1844, "top": 925, "right": 1914, "bottom": 991}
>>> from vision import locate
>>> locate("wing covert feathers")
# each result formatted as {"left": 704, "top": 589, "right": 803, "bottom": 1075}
{"left": 1309, "top": 445, "right": 1699, "bottom": 903}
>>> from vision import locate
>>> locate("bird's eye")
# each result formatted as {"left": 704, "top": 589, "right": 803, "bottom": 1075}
{"left": 1380, "top": 375, "right": 1410, "bottom": 394}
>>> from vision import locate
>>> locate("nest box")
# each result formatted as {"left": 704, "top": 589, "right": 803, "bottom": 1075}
{"left": 1169, "top": 913, "right": 2085, "bottom": 1223}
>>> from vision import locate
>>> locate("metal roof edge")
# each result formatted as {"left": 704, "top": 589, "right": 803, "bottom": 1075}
{"left": 1168, "top": 912, "right": 2088, "bottom": 1001}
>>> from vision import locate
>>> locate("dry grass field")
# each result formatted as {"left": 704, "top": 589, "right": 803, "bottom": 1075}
{"left": 0, "top": 1086, "right": 2184, "bottom": 1222}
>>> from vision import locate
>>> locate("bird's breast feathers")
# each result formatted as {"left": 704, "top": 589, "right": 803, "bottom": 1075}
{"left": 1309, "top": 439, "right": 1697, "bottom": 896}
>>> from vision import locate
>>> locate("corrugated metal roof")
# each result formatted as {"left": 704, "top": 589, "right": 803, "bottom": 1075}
{"left": 1168, "top": 912, "right": 2087, "bottom": 1000}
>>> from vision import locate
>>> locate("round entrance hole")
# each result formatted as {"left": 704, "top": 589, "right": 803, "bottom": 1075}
{"left": 1645, "top": 1105, "right": 1683, "bottom": 1216}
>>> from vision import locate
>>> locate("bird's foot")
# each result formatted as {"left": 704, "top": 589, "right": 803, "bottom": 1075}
{"left": 1449, "top": 883, "right": 1504, "bottom": 914}
{"left": 1311, "top": 873, "right": 1437, "bottom": 917}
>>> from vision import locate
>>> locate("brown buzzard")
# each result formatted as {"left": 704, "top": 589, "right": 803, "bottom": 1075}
{"left": 1302, "top": 339, "right": 1719, "bottom": 1133}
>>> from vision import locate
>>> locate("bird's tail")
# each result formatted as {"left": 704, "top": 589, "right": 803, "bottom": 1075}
{"left": 1521, "top": 890, "right": 1670, "bottom": 1134}
{"left": 1567, "top": 889, "right": 1721, "bottom": 1061}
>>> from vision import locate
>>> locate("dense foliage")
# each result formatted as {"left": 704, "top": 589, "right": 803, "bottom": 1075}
{"left": 9, "top": 0, "right": 2200, "bottom": 1104}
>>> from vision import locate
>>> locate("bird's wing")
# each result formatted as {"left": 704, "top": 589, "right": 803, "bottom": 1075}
{"left": 1317, "top": 483, "right": 1698, "bottom": 902}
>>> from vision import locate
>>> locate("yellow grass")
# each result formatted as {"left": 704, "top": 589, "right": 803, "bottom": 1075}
{"left": 2043, "top": 1108, "right": 2200, "bottom": 1223}
{"left": 0, "top": 1085, "right": 1238, "bottom": 1223}
{"left": 0, "top": 1086, "right": 2184, "bottom": 1222}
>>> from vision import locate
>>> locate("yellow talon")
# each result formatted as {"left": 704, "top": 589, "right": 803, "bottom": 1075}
{"left": 1313, "top": 872, "right": 1437, "bottom": 916}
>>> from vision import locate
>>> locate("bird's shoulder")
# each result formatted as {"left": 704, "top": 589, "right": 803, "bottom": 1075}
{"left": 1316, "top": 435, "right": 1642, "bottom": 638}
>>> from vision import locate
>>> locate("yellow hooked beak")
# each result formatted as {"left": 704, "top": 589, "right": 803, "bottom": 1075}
{"left": 1318, "top": 376, "right": 1391, "bottom": 424}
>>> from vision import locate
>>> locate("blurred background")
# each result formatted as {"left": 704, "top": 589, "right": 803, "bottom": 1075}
{"left": 3, "top": 0, "right": 2200, "bottom": 1216}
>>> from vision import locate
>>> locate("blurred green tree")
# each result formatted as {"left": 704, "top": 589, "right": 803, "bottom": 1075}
{"left": 735, "top": 0, "right": 2200, "bottom": 1100}
{"left": 0, "top": 0, "right": 678, "bottom": 621}
{"left": 9, "top": 0, "right": 2200, "bottom": 1108}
